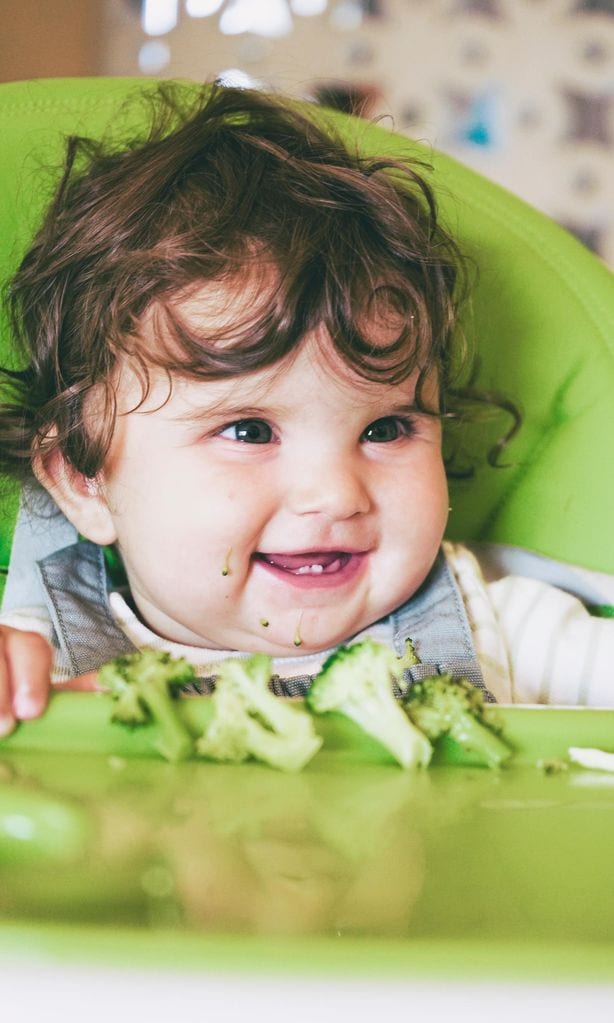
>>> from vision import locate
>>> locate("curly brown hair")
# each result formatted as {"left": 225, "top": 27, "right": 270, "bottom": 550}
{"left": 0, "top": 82, "right": 498, "bottom": 485}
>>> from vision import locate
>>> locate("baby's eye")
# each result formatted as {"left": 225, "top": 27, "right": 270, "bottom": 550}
{"left": 219, "top": 419, "right": 273, "bottom": 443}
{"left": 361, "top": 416, "right": 415, "bottom": 443}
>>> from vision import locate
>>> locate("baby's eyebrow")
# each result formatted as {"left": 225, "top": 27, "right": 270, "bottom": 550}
{"left": 170, "top": 402, "right": 277, "bottom": 425}
{"left": 381, "top": 400, "right": 432, "bottom": 417}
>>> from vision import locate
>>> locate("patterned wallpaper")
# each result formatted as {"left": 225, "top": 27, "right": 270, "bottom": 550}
{"left": 104, "top": 0, "right": 614, "bottom": 265}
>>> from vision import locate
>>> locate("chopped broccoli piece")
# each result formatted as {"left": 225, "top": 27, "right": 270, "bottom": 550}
{"left": 197, "top": 653, "right": 322, "bottom": 772}
{"left": 99, "top": 648, "right": 196, "bottom": 763}
{"left": 398, "top": 637, "right": 420, "bottom": 669}
{"left": 537, "top": 757, "right": 569, "bottom": 775}
{"left": 404, "top": 674, "right": 512, "bottom": 768}
{"left": 306, "top": 639, "right": 432, "bottom": 769}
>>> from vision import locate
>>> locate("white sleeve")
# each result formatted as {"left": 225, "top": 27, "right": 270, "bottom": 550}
{"left": 0, "top": 605, "right": 54, "bottom": 641}
{"left": 487, "top": 575, "right": 614, "bottom": 707}
{"left": 443, "top": 543, "right": 514, "bottom": 703}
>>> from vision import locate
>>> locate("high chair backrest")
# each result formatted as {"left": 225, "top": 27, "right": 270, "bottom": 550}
{"left": 1, "top": 76, "right": 613, "bottom": 601}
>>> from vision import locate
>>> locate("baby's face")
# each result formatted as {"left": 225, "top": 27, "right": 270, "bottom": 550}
{"left": 95, "top": 298, "right": 448, "bottom": 655}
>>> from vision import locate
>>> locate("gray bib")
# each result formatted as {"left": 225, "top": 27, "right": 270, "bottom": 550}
{"left": 5, "top": 485, "right": 490, "bottom": 699}
{"left": 35, "top": 538, "right": 491, "bottom": 700}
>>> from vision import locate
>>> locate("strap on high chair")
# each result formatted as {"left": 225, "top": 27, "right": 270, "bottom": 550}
{"left": 32, "top": 536, "right": 491, "bottom": 698}
{"left": 1, "top": 484, "right": 77, "bottom": 614}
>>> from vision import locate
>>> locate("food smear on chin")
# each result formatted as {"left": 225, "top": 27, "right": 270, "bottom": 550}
{"left": 293, "top": 612, "right": 304, "bottom": 648}
{"left": 221, "top": 547, "right": 233, "bottom": 577}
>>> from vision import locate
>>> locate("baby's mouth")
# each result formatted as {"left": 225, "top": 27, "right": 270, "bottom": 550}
{"left": 254, "top": 551, "right": 353, "bottom": 576}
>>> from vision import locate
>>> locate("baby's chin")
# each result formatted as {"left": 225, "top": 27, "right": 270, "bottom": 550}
{"left": 133, "top": 592, "right": 400, "bottom": 657}
{"left": 228, "top": 611, "right": 381, "bottom": 659}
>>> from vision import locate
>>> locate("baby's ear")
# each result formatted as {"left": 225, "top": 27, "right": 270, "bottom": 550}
{"left": 34, "top": 449, "right": 118, "bottom": 546}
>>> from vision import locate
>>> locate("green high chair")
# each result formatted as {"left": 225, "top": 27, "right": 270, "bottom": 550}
{"left": 1, "top": 76, "right": 613, "bottom": 605}
{"left": 2, "top": 78, "right": 614, "bottom": 987}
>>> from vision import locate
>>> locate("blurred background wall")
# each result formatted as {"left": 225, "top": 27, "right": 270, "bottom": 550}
{"left": 0, "top": 1, "right": 103, "bottom": 82}
{"left": 1, "top": 0, "right": 613, "bottom": 265}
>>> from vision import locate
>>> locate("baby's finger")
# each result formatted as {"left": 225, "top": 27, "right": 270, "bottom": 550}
{"left": 2, "top": 628, "right": 53, "bottom": 723}
{"left": 0, "top": 632, "right": 16, "bottom": 736}
{"left": 55, "top": 671, "right": 103, "bottom": 693}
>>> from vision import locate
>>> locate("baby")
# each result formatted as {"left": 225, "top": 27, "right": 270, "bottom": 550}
{"left": 1, "top": 83, "right": 613, "bottom": 736}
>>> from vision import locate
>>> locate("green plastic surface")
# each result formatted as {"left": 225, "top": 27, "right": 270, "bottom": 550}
{"left": 1, "top": 694, "right": 614, "bottom": 982}
{"left": 1, "top": 76, "right": 614, "bottom": 598}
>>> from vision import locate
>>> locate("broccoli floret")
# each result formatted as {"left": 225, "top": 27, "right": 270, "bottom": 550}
{"left": 306, "top": 640, "right": 432, "bottom": 769}
{"left": 99, "top": 649, "right": 196, "bottom": 763}
{"left": 404, "top": 674, "right": 512, "bottom": 768}
{"left": 197, "top": 653, "right": 322, "bottom": 772}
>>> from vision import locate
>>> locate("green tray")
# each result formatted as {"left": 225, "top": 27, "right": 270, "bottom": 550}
{"left": 1, "top": 694, "right": 614, "bottom": 983}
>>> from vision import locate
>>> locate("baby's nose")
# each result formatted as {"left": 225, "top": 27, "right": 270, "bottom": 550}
{"left": 286, "top": 452, "right": 371, "bottom": 520}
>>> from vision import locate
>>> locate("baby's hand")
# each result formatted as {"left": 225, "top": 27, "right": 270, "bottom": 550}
{"left": 0, "top": 625, "right": 53, "bottom": 737}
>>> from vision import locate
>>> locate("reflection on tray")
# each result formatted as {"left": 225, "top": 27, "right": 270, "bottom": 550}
{"left": 3, "top": 746, "right": 614, "bottom": 948}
